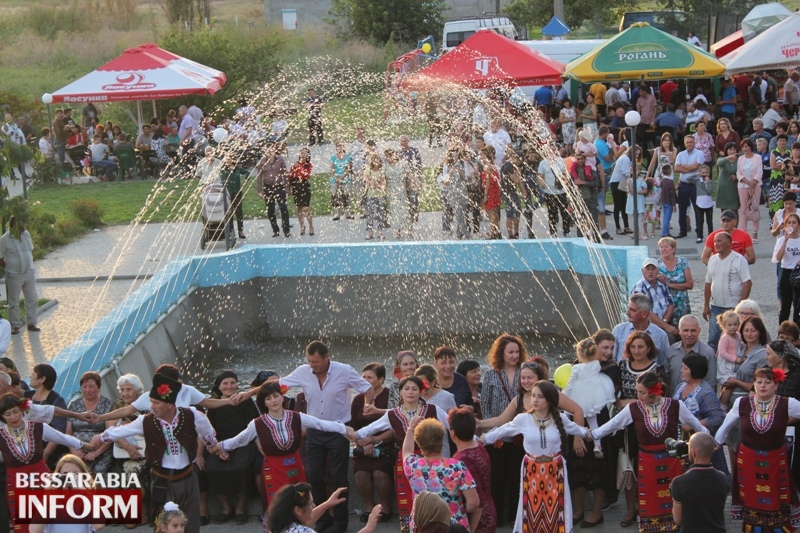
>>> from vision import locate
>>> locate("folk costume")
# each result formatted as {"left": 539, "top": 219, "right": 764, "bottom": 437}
{"left": 99, "top": 375, "right": 219, "bottom": 533}
{"left": 0, "top": 398, "right": 83, "bottom": 533}
{"left": 354, "top": 400, "right": 449, "bottom": 532}
{"left": 484, "top": 412, "right": 587, "bottom": 533}
{"left": 715, "top": 395, "right": 800, "bottom": 532}
{"left": 592, "top": 397, "right": 707, "bottom": 533}
{"left": 220, "top": 410, "right": 347, "bottom": 515}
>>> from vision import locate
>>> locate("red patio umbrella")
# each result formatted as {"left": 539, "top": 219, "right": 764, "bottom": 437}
{"left": 711, "top": 30, "right": 745, "bottom": 58}
{"left": 403, "top": 30, "right": 565, "bottom": 91}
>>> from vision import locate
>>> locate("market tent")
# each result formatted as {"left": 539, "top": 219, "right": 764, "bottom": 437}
{"left": 741, "top": 2, "right": 792, "bottom": 42}
{"left": 711, "top": 30, "right": 744, "bottom": 58}
{"left": 50, "top": 43, "right": 226, "bottom": 104}
{"left": 402, "top": 30, "right": 565, "bottom": 90}
{"left": 564, "top": 23, "right": 726, "bottom": 82}
{"left": 542, "top": 16, "right": 570, "bottom": 38}
{"left": 721, "top": 12, "right": 800, "bottom": 74}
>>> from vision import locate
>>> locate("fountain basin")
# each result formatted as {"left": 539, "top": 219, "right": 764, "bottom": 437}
{"left": 51, "top": 240, "right": 646, "bottom": 396}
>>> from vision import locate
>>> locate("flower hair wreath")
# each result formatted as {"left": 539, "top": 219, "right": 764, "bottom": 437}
{"left": 279, "top": 384, "right": 289, "bottom": 395}
{"left": 17, "top": 398, "right": 31, "bottom": 412}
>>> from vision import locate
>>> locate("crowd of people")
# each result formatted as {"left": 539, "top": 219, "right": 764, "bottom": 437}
{"left": 1, "top": 277, "right": 800, "bottom": 533}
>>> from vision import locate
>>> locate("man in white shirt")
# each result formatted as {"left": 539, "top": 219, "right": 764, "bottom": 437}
{"left": 674, "top": 135, "right": 706, "bottom": 238}
{"left": 88, "top": 134, "right": 117, "bottom": 179}
{"left": 187, "top": 102, "right": 203, "bottom": 126}
{"left": 281, "top": 341, "right": 372, "bottom": 533}
{"left": 784, "top": 71, "right": 800, "bottom": 117}
{"left": 761, "top": 102, "right": 783, "bottom": 134}
{"left": 135, "top": 124, "right": 154, "bottom": 149}
{"left": 483, "top": 118, "right": 511, "bottom": 167}
{"left": 2, "top": 114, "right": 25, "bottom": 146}
{"left": 604, "top": 82, "right": 621, "bottom": 108}
{"left": 687, "top": 32, "right": 701, "bottom": 46}
{"left": 703, "top": 232, "right": 752, "bottom": 349}
{"left": 619, "top": 82, "right": 630, "bottom": 103}
{"left": 178, "top": 106, "right": 195, "bottom": 148}
{"left": 38, "top": 127, "right": 54, "bottom": 159}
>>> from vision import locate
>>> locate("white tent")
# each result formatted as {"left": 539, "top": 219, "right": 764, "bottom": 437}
{"left": 741, "top": 2, "right": 793, "bottom": 42}
{"left": 722, "top": 11, "right": 800, "bottom": 75}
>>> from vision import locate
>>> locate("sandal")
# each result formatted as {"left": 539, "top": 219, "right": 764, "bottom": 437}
{"left": 359, "top": 512, "right": 370, "bottom": 523}
{"left": 624, "top": 227, "right": 633, "bottom": 234}
{"left": 616, "top": 229, "right": 625, "bottom": 235}
{"left": 378, "top": 512, "right": 392, "bottom": 523}
{"left": 620, "top": 514, "right": 638, "bottom": 528}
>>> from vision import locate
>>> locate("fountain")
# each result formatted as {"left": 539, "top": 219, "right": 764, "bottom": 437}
{"left": 44, "top": 58, "right": 646, "bottom": 396}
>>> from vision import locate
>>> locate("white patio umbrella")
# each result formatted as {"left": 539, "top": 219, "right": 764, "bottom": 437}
{"left": 722, "top": 12, "right": 800, "bottom": 75}
{"left": 741, "top": 2, "right": 793, "bottom": 42}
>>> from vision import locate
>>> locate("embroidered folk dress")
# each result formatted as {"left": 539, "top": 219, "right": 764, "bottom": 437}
{"left": 715, "top": 395, "right": 800, "bottom": 532}
{"left": 220, "top": 412, "right": 345, "bottom": 507}
{"left": 0, "top": 420, "right": 82, "bottom": 533}
{"left": 483, "top": 412, "right": 587, "bottom": 533}
{"left": 355, "top": 401, "right": 449, "bottom": 532}
{"left": 592, "top": 398, "right": 707, "bottom": 533}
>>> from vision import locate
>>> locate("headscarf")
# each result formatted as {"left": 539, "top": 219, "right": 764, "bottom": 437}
{"left": 412, "top": 491, "right": 451, "bottom": 530}
{"left": 394, "top": 350, "right": 419, "bottom": 380}
{"left": 211, "top": 370, "right": 238, "bottom": 399}
{"left": 250, "top": 370, "right": 278, "bottom": 388}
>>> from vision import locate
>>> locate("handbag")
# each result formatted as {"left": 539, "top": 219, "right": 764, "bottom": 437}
{"left": 745, "top": 191, "right": 760, "bottom": 222}
{"left": 617, "top": 432, "right": 636, "bottom": 491}
{"left": 791, "top": 264, "right": 800, "bottom": 289}
{"left": 113, "top": 435, "right": 146, "bottom": 459}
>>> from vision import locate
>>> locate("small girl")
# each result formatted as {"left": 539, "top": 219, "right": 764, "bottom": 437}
{"left": 716, "top": 310, "right": 743, "bottom": 409}
{"left": 660, "top": 164, "right": 676, "bottom": 238}
{"left": 694, "top": 164, "right": 715, "bottom": 243}
{"left": 156, "top": 502, "right": 186, "bottom": 533}
{"left": 643, "top": 177, "right": 660, "bottom": 239}
{"left": 563, "top": 338, "right": 616, "bottom": 458}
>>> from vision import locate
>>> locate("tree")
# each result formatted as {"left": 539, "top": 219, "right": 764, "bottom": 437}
{"left": 163, "top": 0, "right": 212, "bottom": 29}
{"left": 504, "top": 0, "right": 640, "bottom": 37}
{"left": 327, "top": 0, "right": 446, "bottom": 46}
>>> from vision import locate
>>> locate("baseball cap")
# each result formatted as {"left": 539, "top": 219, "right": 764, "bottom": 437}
{"left": 720, "top": 209, "right": 737, "bottom": 220}
{"left": 642, "top": 258, "right": 659, "bottom": 269}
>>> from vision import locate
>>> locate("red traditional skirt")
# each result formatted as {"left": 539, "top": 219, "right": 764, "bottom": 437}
{"left": 395, "top": 453, "right": 413, "bottom": 533}
{"left": 263, "top": 450, "right": 305, "bottom": 506}
{"left": 8, "top": 460, "right": 49, "bottom": 533}
{"left": 520, "top": 453, "right": 566, "bottom": 533}
{"left": 637, "top": 445, "right": 682, "bottom": 533}
{"left": 732, "top": 444, "right": 800, "bottom": 532}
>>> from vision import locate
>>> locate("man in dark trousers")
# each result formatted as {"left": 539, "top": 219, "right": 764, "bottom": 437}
{"left": 94, "top": 374, "right": 227, "bottom": 533}
{"left": 670, "top": 432, "right": 728, "bottom": 533}
{"left": 307, "top": 88, "right": 324, "bottom": 145}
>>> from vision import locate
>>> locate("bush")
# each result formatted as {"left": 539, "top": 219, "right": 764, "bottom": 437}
{"left": 31, "top": 154, "right": 59, "bottom": 185}
{"left": 67, "top": 199, "right": 104, "bottom": 228}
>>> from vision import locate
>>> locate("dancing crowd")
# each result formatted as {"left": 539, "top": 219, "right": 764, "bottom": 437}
{"left": 1, "top": 298, "right": 800, "bottom": 533}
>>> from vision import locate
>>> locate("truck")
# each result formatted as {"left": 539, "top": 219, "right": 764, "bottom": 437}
{"left": 442, "top": 17, "right": 518, "bottom": 51}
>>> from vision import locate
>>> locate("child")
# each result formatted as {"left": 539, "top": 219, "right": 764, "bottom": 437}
{"left": 643, "top": 176, "right": 660, "bottom": 239}
{"left": 694, "top": 164, "right": 715, "bottom": 244}
{"left": 716, "top": 310, "right": 743, "bottom": 409}
{"left": 156, "top": 502, "right": 186, "bottom": 533}
{"left": 563, "top": 338, "right": 616, "bottom": 458}
{"left": 660, "top": 164, "right": 676, "bottom": 238}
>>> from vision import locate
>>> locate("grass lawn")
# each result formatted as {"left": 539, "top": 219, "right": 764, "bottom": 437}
{"left": 28, "top": 170, "right": 444, "bottom": 225}
{"left": 0, "top": 298, "right": 50, "bottom": 322}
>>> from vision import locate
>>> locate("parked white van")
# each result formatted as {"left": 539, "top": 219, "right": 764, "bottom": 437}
{"left": 442, "top": 17, "right": 518, "bottom": 51}
{"left": 518, "top": 39, "right": 605, "bottom": 65}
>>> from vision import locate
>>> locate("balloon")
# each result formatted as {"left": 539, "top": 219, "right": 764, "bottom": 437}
{"left": 553, "top": 363, "right": 572, "bottom": 389}
{"left": 421, "top": 43, "right": 432, "bottom": 54}
{"left": 212, "top": 127, "right": 229, "bottom": 143}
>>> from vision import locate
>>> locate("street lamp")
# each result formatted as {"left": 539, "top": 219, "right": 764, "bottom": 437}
{"left": 625, "top": 110, "right": 641, "bottom": 246}
{"left": 42, "top": 93, "right": 53, "bottom": 133}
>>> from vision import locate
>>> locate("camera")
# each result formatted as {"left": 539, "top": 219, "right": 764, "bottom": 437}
{"left": 664, "top": 438, "right": 689, "bottom": 459}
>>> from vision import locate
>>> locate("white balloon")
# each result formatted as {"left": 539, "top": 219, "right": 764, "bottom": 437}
{"left": 212, "top": 127, "right": 229, "bottom": 143}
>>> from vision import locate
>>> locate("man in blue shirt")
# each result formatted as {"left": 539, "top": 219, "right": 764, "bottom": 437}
{"left": 719, "top": 79, "right": 737, "bottom": 121}
{"left": 534, "top": 85, "right": 553, "bottom": 108}
{"left": 654, "top": 104, "right": 685, "bottom": 134}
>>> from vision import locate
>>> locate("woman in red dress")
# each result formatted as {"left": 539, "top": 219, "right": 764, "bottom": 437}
{"left": 0, "top": 394, "right": 91, "bottom": 533}
{"left": 288, "top": 147, "right": 314, "bottom": 236}
{"left": 354, "top": 376, "right": 449, "bottom": 532}
{"left": 480, "top": 145, "right": 502, "bottom": 239}
{"left": 590, "top": 372, "right": 707, "bottom": 533}
{"left": 715, "top": 367, "right": 800, "bottom": 532}
{"left": 218, "top": 382, "right": 354, "bottom": 519}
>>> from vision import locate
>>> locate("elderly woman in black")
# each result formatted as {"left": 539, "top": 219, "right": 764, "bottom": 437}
{"left": 23, "top": 363, "right": 68, "bottom": 470}
{"left": 206, "top": 370, "right": 260, "bottom": 525}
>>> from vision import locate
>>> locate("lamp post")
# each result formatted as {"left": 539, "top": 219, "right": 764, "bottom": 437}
{"left": 42, "top": 93, "right": 53, "bottom": 134}
{"left": 625, "top": 110, "right": 641, "bottom": 246}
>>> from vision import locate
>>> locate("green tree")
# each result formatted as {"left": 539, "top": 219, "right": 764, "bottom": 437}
{"left": 159, "top": 28, "right": 284, "bottom": 109}
{"left": 504, "top": 0, "right": 637, "bottom": 37}
{"left": 327, "top": 0, "right": 447, "bottom": 46}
